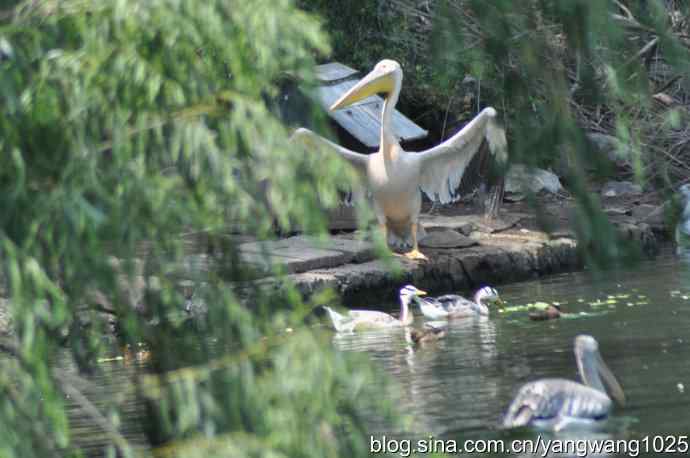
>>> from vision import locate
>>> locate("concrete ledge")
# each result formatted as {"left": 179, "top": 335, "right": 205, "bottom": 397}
{"left": 289, "top": 231, "right": 581, "bottom": 300}
{"left": 239, "top": 235, "right": 375, "bottom": 274}
{"left": 0, "top": 212, "right": 662, "bottom": 335}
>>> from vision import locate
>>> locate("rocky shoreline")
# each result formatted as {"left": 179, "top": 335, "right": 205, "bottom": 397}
{"left": 288, "top": 213, "right": 658, "bottom": 302}
{"left": 0, "top": 206, "right": 664, "bottom": 335}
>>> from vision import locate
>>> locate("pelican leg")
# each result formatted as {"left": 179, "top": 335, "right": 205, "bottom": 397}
{"left": 379, "top": 223, "right": 389, "bottom": 248}
{"left": 404, "top": 223, "right": 428, "bottom": 261}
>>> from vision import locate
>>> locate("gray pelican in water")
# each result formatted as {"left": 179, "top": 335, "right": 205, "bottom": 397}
{"left": 502, "top": 335, "right": 625, "bottom": 431}
{"left": 293, "top": 59, "right": 508, "bottom": 260}
{"left": 323, "top": 284, "right": 426, "bottom": 332}
{"left": 417, "top": 286, "right": 503, "bottom": 319}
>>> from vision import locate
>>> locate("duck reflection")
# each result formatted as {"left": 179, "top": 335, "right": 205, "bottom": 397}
{"left": 333, "top": 312, "right": 503, "bottom": 436}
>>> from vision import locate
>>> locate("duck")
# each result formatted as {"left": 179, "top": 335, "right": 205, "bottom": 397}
{"left": 292, "top": 59, "right": 508, "bottom": 261}
{"left": 501, "top": 335, "right": 625, "bottom": 431}
{"left": 528, "top": 304, "right": 562, "bottom": 321}
{"left": 323, "top": 284, "right": 426, "bottom": 332}
{"left": 417, "top": 286, "right": 504, "bottom": 319}
{"left": 409, "top": 323, "right": 448, "bottom": 345}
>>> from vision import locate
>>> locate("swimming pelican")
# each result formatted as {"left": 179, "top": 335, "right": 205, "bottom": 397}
{"left": 292, "top": 59, "right": 508, "bottom": 261}
{"left": 323, "top": 284, "right": 426, "bottom": 332}
{"left": 502, "top": 335, "right": 625, "bottom": 431}
{"left": 417, "top": 286, "right": 503, "bottom": 319}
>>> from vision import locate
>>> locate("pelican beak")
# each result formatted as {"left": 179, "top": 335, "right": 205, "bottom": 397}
{"left": 597, "top": 353, "right": 626, "bottom": 406}
{"left": 330, "top": 66, "right": 395, "bottom": 111}
{"left": 416, "top": 289, "right": 427, "bottom": 296}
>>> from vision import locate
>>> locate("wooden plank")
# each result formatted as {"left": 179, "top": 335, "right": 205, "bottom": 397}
{"left": 316, "top": 79, "right": 378, "bottom": 109}
{"left": 315, "top": 79, "right": 428, "bottom": 148}
{"left": 327, "top": 205, "right": 359, "bottom": 231}
{"left": 316, "top": 83, "right": 380, "bottom": 148}
{"left": 356, "top": 100, "right": 428, "bottom": 143}
{"left": 315, "top": 62, "right": 359, "bottom": 83}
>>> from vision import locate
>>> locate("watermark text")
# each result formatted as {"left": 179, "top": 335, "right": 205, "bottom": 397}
{"left": 370, "top": 434, "right": 690, "bottom": 457}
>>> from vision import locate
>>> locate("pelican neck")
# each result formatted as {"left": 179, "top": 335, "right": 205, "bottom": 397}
{"left": 380, "top": 76, "right": 401, "bottom": 158}
{"left": 577, "top": 350, "right": 606, "bottom": 393}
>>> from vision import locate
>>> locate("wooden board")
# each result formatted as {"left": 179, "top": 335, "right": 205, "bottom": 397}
{"left": 315, "top": 62, "right": 359, "bottom": 83}
{"left": 316, "top": 78, "right": 428, "bottom": 149}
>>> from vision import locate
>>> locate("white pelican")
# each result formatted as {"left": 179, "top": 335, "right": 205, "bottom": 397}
{"left": 502, "top": 335, "right": 625, "bottom": 431}
{"left": 293, "top": 59, "right": 508, "bottom": 260}
{"left": 417, "top": 286, "right": 503, "bottom": 319}
{"left": 323, "top": 284, "right": 425, "bottom": 332}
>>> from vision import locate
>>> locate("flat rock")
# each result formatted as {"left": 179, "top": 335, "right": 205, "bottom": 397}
{"left": 604, "top": 206, "right": 631, "bottom": 216}
{"left": 420, "top": 213, "right": 522, "bottom": 235}
{"left": 585, "top": 133, "right": 632, "bottom": 168}
{"left": 420, "top": 230, "right": 478, "bottom": 248}
{"left": 632, "top": 204, "right": 665, "bottom": 229}
{"left": 472, "top": 214, "right": 523, "bottom": 233}
{"left": 420, "top": 215, "right": 475, "bottom": 235}
{"left": 287, "top": 234, "right": 582, "bottom": 299}
{"left": 601, "top": 181, "right": 642, "bottom": 198}
{"left": 238, "top": 235, "right": 375, "bottom": 274}
{"left": 548, "top": 229, "right": 577, "bottom": 239}
{"left": 505, "top": 165, "right": 563, "bottom": 195}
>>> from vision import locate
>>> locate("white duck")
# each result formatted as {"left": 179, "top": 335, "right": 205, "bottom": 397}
{"left": 323, "top": 284, "right": 426, "bottom": 332}
{"left": 417, "top": 286, "right": 503, "bottom": 319}
{"left": 293, "top": 59, "right": 507, "bottom": 261}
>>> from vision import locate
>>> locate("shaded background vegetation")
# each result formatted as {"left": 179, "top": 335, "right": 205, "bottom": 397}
{"left": 304, "top": 0, "right": 690, "bottom": 186}
{"left": 0, "top": 1, "right": 392, "bottom": 457}
{"left": 1, "top": 0, "right": 690, "bottom": 457}
{"left": 303, "top": 0, "right": 690, "bottom": 265}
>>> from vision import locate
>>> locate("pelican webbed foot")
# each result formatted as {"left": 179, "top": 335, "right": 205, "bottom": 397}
{"left": 403, "top": 249, "right": 429, "bottom": 261}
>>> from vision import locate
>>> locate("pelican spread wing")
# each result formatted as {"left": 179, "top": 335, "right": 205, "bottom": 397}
{"left": 291, "top": 127, "right": 369, "bottom": 205}
{"left": 291, "top": 127, "right": 368, "bottom": 172}
{"left": 416, "top": 108, "right": 507, "bottom": 204}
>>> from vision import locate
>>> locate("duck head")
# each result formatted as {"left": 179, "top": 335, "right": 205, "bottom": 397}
{"left": 473, "top": 286, "right": 504, "bottom": 309}
{"left": 398, "top": 284, "right": 426, "bottom": 325}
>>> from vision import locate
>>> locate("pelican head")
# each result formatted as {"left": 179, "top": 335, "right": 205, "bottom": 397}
{"left": 474, "top": 286, "right": 504, "bottom": 308}
{"left": 330, "top": 59, "right": 402, "bottom": 111}
{"left": 575, "top": 335, "right": 626, "bottom": 406}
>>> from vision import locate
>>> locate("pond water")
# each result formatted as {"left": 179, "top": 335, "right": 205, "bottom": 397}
{"left": 67, "top": 249, "right": 690, "bottom": 457}
{"left": 334, "top": 249, "right": 690, "bottom": 457}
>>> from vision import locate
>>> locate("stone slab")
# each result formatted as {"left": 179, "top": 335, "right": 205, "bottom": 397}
{"left": 420, "top": 215, "right": 475, "bottom": 235}
{"left": 420, "top": 229, "right": 478, "bottom": 248}
{"left": 420, "top": 213, "right": 523, "bottom": 235}
{"left": 288, "top": 234, "right": 581, "bottom": 299}
{"left": 632, "top": 204, "right": 665, "bottom": 230}
{"left": 238, "top": 235, "right": 375, "bottom": 274}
